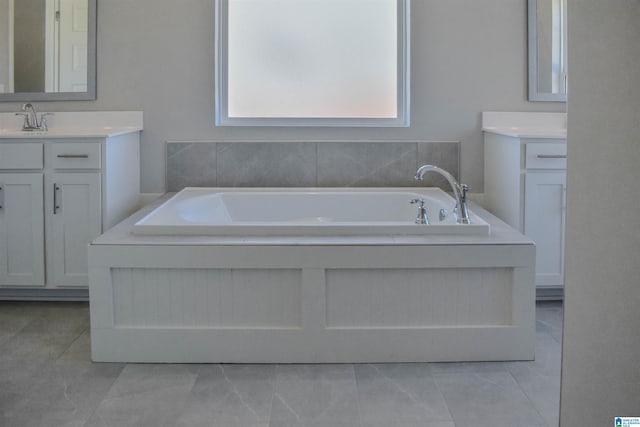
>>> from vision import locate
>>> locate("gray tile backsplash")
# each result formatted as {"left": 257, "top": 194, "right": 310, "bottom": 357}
{"left": 217, "top": 142, "right": 317, "bottom": 187}
{"left": 316, "top": 142, "right": 417, "bottom": 187}
{"left": 166, "top": 141, "right": 459, "bottom": 192}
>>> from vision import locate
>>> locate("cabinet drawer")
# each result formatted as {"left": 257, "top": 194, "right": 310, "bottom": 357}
{"left": 0, "top": 143, "right": 44, "bottom": 169}
{"left": 525, "top": 143, "right": 567, "bottom": 169}
{"left": 50, "top": 143, "right": 101, "bottom": 169}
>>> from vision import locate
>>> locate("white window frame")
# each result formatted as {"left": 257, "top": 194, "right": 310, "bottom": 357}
{"left": 214, "top": 0, "right": 410, "bottom": 127}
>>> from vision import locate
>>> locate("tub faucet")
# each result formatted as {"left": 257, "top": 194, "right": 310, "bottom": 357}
{"left": 415, "top": 164, "right": 471, "bottom": 224}
{"left": 16, "top": 103, "right": 52, "bottom": 131}
{"left": 410, "top": 198, "right": 429, "bottom": 224}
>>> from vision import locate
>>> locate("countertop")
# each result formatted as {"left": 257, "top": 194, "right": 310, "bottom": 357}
{"left": 0, "top": 111, "right": 143, "bottom": 139}
{"left": 481, "top": 126, "right": 567, "bottom": 139}
{"left": 0, "top": 126, "right": 143, "bottom": 139}
{"left": 481, "top": 111, "right": 566, "bottom": 139}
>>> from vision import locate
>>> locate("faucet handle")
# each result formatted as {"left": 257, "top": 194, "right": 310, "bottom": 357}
{"left": 39, "top": 113, "right": 54, "bottom": 131}
{"left": 410, "top": 198, "right": 429, "bottom": 224}
{"left": 15, "top": 112, "right": 30, "bottom": 129}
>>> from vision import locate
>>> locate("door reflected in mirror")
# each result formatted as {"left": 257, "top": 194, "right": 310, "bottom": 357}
{"left": 528, "top": 0, "right": 568, "bottom": 102}
{"left": 0, "top": 0, "right": 96, "bottom": 101}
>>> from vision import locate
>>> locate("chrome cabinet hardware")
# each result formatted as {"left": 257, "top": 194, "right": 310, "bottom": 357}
{"left": 53, "top": 184, "right": 61, "bottom": 214}
{"left": 536, "top": 154, "right": 567, "bottom": 159}
{"left": 57, "top": 154, "right": 90, "bottom": 159}
{"left": 0, "top": 185, "right": 3, "bottom": 210}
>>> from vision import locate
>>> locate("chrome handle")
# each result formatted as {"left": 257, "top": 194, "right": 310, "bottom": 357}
{"left": 39, "top": 113, "right": 53, "bottom": 131}
{"left": 537, "top": 154, "right": 567, "bottom": 159}
{"left": 0, "top": 184, "right": 3, "bottom": 210}
{"left": 15, "top": 112, "right": 30, "bottom": 128}
{"left": 57, "top": 154, "right": 89, "bottom": 159}
{"left": 53, "top": 183, "right": 60, "bottom": 214}
{"left": 410, "top": 198, "right": 429, "bottom": 224}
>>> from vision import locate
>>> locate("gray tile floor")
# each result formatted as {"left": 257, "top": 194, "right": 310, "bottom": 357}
{"left": 0, "top": 301, "right": 562, "bottom": 427}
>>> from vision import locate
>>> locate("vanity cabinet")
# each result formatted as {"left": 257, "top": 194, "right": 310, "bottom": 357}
{"left": 0, "top": 172, "right": 45, "bottom": 286}
{"left": 46, "top": 172, "right": 102, "bottom": 287}
{"left": 484, "top": 133, "right": 567, "bottom": 299}
{"left": 0, "top": 133, "right": 140, "bottom": 297}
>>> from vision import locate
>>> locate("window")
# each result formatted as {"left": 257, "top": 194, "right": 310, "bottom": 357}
{"left": 215, "top": 0, "right": 410, "bottom": 126}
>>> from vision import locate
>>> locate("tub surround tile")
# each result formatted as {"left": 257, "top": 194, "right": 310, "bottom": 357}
{"left": 166, "top": 142, "right": 217, "bottom": 192}
{"left": 165, "top": 141, "right": 460, "bottom": 192}
{"left": 417, "top": 142, "right": 461, "bottom": 188}
{"left": 316, "top": 142, "right": 417, "bottom": 187}
{"left": 217, "top": 142, "right": 317, "bottom": 187}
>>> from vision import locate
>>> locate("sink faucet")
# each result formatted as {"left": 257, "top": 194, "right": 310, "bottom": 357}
{"left": 16, "top": 103, "right": 52, "bottom": 131}
{"left": 415, "top": 164, "right": 471, "bottom": 224}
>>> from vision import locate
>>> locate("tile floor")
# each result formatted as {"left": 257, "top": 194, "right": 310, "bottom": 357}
{"left": 0, "top": 301, "right": 562, "bottom": 427}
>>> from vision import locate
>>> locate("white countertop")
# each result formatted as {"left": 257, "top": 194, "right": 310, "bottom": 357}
{"left": 481, "top": 126, "right": 566, "bottom": 139}
{"left": 0, "top": 111, "right": 143, "bottom": 139}
{"left": 482, "top": 111, "right": 566, "bottom": 139}
{"left": 0, "top": 126, "right": 143, "bottom": 139}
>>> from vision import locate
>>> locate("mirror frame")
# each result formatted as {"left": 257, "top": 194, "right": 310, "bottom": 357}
{"left": 0, "top": 0, "right": 97, "bottom": 102}
{"left": 528, "top": 0, "right": 567, "bottom": 102}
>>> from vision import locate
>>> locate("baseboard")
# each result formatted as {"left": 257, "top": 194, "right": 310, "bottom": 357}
{"left": 0, "top": 288, "right": 89, "bottom": 301}
{"left": 536, "top": 286, "right": 564, "bottom": 301}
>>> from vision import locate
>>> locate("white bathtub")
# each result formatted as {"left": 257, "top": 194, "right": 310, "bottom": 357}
{"left": 90, "top": 190, "right": 535, "bottom": 363}
{"left": 133, "top": 187, "right": 490, "bottom": 236}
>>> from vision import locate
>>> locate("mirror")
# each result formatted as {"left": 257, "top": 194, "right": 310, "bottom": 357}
{"left": 528, "top": 0, "right": 567, "bottom": 102}
{"left": 0, "top": 0, "right": 96, "bottom": 101}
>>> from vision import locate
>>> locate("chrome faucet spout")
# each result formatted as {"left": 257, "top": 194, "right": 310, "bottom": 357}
{"left": 16, "top": 103, "right": 50, "bottom": 131}
{"left": 22, "top": 103, "right": 39, "bottom": 129}
{"left": 415, "top": 164, "right": 471, "bottom": 224}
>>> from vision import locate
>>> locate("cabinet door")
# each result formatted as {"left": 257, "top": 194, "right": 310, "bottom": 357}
{"left": 0, "top": 173, "right": 45, "bottom": 286}
{"left": 46, "top": 173, "right": 101, "bottom": 287}
{"left": 524, "top": 172, "right": 566, "bottom": 287}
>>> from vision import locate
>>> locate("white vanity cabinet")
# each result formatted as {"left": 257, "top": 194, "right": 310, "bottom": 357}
{"left": 0, "top": 133, "right": 140, "bottom": 297}
{"left": 484, "top": 134, "right": 567, "bottom": 298}
{"left": 0, "top": 171, "right": 45, "bottom": 286}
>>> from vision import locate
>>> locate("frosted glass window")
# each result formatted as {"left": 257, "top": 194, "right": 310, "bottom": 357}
{"left": 215, "top": 0, "right": 410, "bottom": 126}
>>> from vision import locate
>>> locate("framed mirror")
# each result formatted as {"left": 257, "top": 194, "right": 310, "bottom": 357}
{"left": 528, "top": 0, "right": 567, "bottom": 102}
{"left": 0, "top": 0, "right": 96, "bottom": 101}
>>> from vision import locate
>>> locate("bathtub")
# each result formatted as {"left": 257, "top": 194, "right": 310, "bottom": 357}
{"left": 133, "top": 187, "right": 490, "bottom": 236}
{"left": 89, "top": 188, "right": 535, "bottom": 364}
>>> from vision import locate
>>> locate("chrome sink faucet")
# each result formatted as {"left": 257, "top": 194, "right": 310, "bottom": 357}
{"left": 16, "top": 103, "right": 53, "bottom": 131}
{"left": 415, "top": 164, "right": 471, "bottom": 224}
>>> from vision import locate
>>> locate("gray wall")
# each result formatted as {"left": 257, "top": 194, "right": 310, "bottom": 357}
{"left": 561, "top": 1, "right": 640, "bottom": 425}
{"left": 0, "top": 0, "right": 564, "bottom": 193}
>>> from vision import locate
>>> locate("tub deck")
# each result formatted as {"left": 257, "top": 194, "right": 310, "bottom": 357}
{"left": 89, "top": 188, "right": 535, "bottom": 363}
